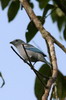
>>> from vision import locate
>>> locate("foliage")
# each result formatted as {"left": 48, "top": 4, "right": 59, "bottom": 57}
{"left": 25, "top": 16, "right": 45, "bottom": 42}
{"left": 0, "top": 0, "right": 66, "bottom": 41}
{"left": 36, "top": 0, "right": 50, "bottom": 9}
{"left": 34, "top": 64, "right": 51, "bottom": 100}
{"left": 8, "top": 0, "right": 20, "bottom": 22}
{"left": 0, "top": 0, "right": 10, "bottom": 10}
{"left": 34, "top": 64, "right": 66, "bottom": 100}
{"left": 0, "top": 0, "right": 66, "bottom": 99}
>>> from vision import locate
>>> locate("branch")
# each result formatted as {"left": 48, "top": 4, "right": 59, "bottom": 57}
{"left": 0, "top": 72, "right": 5, "bottom": 88}
{"left": 18, "top": 0, "right": 66, "bottom": 99}
{"left": 11, "top": 46, "right": 49, "bottom": 87}
{"left": 20, "top": 0, "right": 66, "bottom": 53}
{"left": 42, "top": 39, "right": 58, "bottom": 100}
{"left": 19, "top": 0, "right": 59, "bottom": 100}
{"left": 20, "top": 0, "right": 58, "bottom": 100}
{"left": 50, "top": 83, "right": 56, "bottom": 100}
{"left": 50, "top": 34, "right": 66, "bottom": 53}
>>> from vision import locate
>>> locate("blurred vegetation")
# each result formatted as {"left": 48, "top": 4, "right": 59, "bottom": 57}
{"left": 34, "top": 64, "right": 66, "bottom": 100}
{"left": 0, "top": 0, "right": 66, "bottom": 41}
{"left": 0, "top": 0, "right": 66, "bottom": 99}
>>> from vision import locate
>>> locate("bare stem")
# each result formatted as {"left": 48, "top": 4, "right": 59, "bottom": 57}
{"left": 0, "top": 72, "right": 5, "bottom": 88}
{"left": 11, "top": 46, "right": 49, "bottom": 87}
{"left": 17, "top": 0, "right": 66, "bottom": 99}
{"left": 19, "top": 0, "right": 66, "bottom": 53}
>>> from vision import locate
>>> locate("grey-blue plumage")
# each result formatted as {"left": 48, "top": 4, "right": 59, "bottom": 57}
{"left": 10, "top": 39, "right": 51, "bottom": 66}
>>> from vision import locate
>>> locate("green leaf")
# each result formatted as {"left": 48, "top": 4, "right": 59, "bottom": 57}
{"left": 36, "top": 0, "right": 50, "bottom": 9}
{"left": 34, "top": 64, "right": 66, "bottom": 100}
{"left": 63, "top": 25, "right": 66, "bottom": 40}
{"left": 27, "top": 0, "right": 34, "bottom": 8}
{"left": 29, "top": 2, "right": 34, "bottom": 8}
{"left": 57, "top": 16, "right": 66, "bottom": 31}
{"left": 55, "top": 71, "right": 66, "bottom": 99}
{"left": 51, "top": 7, "right": 66, "bottom": 31}
{"left": 0, "top": 0, "right": 10, "bottom": 10}
{"left": 34, "top": 64, "right": 51, "bottom": 100}
{"left": 25, "top": 16, "right": 45, "bottom": 42}
{"left": 43, "top": 4, "right": 55, "bottom": 18}
{"left": 8, "top": 1, "right": 20, "bottom": 22}
{"left": 51, "top": 10, "right": 57, "bottom": 22}
{"left": 25, "top": 21, "right": 38, "bottom": 43}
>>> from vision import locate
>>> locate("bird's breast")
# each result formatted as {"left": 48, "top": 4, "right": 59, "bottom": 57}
{"left": 17, "top": 45, "right": 44, "bottom": 62}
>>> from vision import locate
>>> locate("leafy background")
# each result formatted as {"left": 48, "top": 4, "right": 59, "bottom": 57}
{"left": 0, "top": 0, "right": 66, "bottom": 100}
{"left": 0, "top": 0, "right": 66, "bottom": 41}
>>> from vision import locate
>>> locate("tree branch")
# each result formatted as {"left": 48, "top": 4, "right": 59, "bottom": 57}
{"left": 19, "top": 0, "right": 65, "bottom": 99}
{"left": 0, "top": 72, "right": 5, "bottom": 88}
{"left": 11, "top": 46, "right": 49, "bottom": 87}
{"left": 50, "top": 34, "right": 66, "bottom": 53}
{"left": 20, "top": 0, "right": 66, "bottom": 53}
{"left": 42, "top": 38, "right": 58, "bottom": 100}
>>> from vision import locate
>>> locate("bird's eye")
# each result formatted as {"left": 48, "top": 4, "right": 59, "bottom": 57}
{"left": 15, "top": 40, "right": 18, "bottom": 42}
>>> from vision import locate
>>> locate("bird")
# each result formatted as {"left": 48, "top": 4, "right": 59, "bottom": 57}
{"left": 10, "top": 39, "right": 51, "bottom": 66}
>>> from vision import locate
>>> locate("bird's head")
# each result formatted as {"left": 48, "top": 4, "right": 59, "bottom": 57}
{"left": 10, "top": 39, "right": 25, "bottom": 47}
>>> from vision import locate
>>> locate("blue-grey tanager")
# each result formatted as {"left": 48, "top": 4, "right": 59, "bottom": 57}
{"left": 10, "top": 39, "right": 50, "bottom": 66}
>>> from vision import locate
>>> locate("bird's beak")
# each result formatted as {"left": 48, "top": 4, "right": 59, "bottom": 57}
{"left": 10, "top": 41, "right": 13, "bottom": 44}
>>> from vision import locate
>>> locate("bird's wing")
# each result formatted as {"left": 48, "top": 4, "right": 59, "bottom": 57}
{"left": 25, "top": 46, "right": 46, "bottom": 57}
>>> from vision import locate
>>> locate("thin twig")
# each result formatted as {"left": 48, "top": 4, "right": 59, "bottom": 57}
{"left": 50, "top": 83, "right": 56, "bottom": 100}
{"left": 20, "top": 0, "right": 66, "bottom": 53}
{"left": 22, "top": 44, "right": 32, "bottom": 65}
{"left": 0, "top": 72, "right": 5, "bottom": 88}
{"left": 11, "top": 46, "right": 29, "bottom": 64}
{"left": 50, "top": 34, "right": 66, "bottom": 53}
{"left": 33, "top": 69, "right": 49, "bottom": 80}
{"left": 21, "top": 45, "right": 49, "bottom": 87}
{"left": 33, "top": 69, "right": 46, "bottom": 87}
{"left": 11, "top": 46, "right": 49, "bottom": 87}
{"left": 44, "top": 7, "right": 58, "bottom": 19}
{"left": 20, "top": 45, "right": 49, "bottom": 79}
{"left": 19, "top": 0, "right": 58, "bottom": 100}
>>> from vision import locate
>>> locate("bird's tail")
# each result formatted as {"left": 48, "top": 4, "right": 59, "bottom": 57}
{"left": 43, "top": 58, "right": 51, "bottom": 67}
